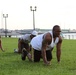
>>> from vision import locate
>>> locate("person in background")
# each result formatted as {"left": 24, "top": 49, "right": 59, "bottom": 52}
{"left": 29, "top": 25, "right": 62, "bottom": 65}
{"left": 14, "top": 30, "right": 38, "bottom": 61}
{"left": 0, "top": 36, "right": 4, "bottom": 52}
{"left": 14, "top": 30, "right": 38, "bottom": 54}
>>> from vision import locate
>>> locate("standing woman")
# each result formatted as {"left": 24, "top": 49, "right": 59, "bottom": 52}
{"left": 0, "top": 36, "right": 4, "bottom": 52}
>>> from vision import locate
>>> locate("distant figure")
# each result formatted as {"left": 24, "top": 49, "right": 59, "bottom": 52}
{"left": 0, "top": 36, "right": 4, "bottom": 52}
{"left": 29, "top": 25, "right": 62, "bottom": 65}
{"left": 14, "top": 30, "right": 38, "bottom": 54}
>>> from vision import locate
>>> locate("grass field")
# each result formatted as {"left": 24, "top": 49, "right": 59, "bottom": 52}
{"left": 0, "top": 37, "right": 76, "bottom": 75}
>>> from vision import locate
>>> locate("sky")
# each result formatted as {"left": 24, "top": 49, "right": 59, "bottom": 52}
{"left": 0, "top": 0, "right": 76, "bottom": 30}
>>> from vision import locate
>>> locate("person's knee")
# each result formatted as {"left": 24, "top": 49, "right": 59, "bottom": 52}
{"left": 34, "top": 60, "right": 40, "bottom": 62}
{"left": 47, "top": 58, "right": 52, "bottom": 61}
{"left": 47, "top": 55, "right": 52, "bottom": 61}
{"left": 34, "top": 59, "right": 40, "bottom": 62}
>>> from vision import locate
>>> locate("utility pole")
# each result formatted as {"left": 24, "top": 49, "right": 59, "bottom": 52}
{"left": 30, "top": 6, "right": 37, "bottom": 30}
{"left": 3, "top": 14, "right": 8, "bottom": 37}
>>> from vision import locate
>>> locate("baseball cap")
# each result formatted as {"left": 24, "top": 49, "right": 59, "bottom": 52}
{"left": 31, "top": 30, "right": 38, "bottom": 36}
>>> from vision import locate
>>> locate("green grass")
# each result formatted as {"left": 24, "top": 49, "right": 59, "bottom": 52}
{"left": 0, "top": 38, "right": 76, "bottom": 75}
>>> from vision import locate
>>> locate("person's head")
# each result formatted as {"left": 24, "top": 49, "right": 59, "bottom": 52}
{"left": 30, "top": 30, "right": 38, "bottom": 39}
{"left": 52, "top": 25, "right": 61, "bottom": 37}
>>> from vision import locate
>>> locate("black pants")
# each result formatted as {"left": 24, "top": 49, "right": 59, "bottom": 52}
{"left": 34, "top": 49, "right": 52, "bottom": 62}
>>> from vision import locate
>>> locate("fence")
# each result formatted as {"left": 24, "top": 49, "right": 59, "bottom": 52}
{"left": 62, "top": 33, "right": 76, "bottom": 39}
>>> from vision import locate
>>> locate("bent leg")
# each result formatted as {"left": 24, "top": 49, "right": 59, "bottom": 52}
{"left": 34, "top": 49, "right": 41, "bottom": 62}
{"left": 46, "top": 50, "right": 52, "bottom": 61}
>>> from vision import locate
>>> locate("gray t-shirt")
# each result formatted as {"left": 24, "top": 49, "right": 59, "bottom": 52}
{"left": 19, "top": 34, "right": 31, "bottom": 43}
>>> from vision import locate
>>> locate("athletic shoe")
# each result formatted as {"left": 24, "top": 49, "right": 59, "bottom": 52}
{"left": 21, "top": 48, "right": 27, "bottom": 60}
{"left": 14, "top": 49, "right": 18, "bottom": 53}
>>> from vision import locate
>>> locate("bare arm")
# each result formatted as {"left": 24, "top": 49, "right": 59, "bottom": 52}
{"left": 41, "top": 33, "right": 52, "bottom": 64}
{"left": 56, "top": 36, "right": 62, "bottom": 62}
{"left": 42, "top": 39, "right": 48, "bottom": 63}
{"left": 0, "top": 40, "right": 4, "bottom": 52}
{"left": 18, "top": 40, "right": 22, "bottom": 53}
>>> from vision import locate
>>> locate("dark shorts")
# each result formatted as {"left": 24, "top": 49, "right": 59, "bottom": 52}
{"left": 34, "top": 49, "right": 52, "bottom": 62}
{"left": 21, "top": 42, "right": 29, "bottom": 50}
